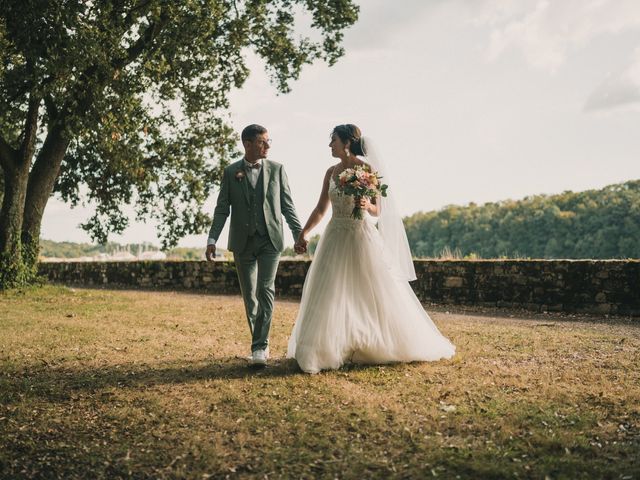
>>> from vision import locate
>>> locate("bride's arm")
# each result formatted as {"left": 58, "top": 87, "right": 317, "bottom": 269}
{"left": 298, "top": 167, "right": 333, "bottom": 242}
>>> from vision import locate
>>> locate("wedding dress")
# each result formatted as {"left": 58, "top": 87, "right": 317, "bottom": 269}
{"left": 287, "top": 174, "right": 456, "bottom": 374}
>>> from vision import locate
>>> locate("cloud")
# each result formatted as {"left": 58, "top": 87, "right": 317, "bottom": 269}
{"left": 486, "top": 1, "right": 565, "bottom": 71}
{"left": 470, "top": 0, "right": 640, "bottom": 72}
{"left": 343, "top": 0, "right": 442, "bottom": 51}
{"left": 584, "top": 48, "right": 640, "bottom": 111}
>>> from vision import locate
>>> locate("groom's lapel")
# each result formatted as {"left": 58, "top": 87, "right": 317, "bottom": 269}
{"left": 234, "top": 159, "right": 250, "bottom": 205}
{"left": 262, "top": 159, "right": 271, "bottom": 198}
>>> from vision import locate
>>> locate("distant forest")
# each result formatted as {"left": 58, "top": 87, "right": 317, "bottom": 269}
{"left": 40, "top": 240, "right": 142, "bottom": 258}
{"left": 39, "top": 240, "right": 204, "bottom": 260}
{"left": 404, "top": 180, "right": 640, "bottom": 259}
{"left": 41, "top": 180, "right": 639, "bottom": 261}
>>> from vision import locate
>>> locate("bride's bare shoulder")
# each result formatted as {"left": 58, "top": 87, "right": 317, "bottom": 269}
{"left": 325, "top": 164, "right": 339, "bottom": 176}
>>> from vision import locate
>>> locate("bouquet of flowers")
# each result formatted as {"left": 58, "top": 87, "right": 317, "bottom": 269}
{"left": 337, "top": 164, "right": 388, "bottom": 219}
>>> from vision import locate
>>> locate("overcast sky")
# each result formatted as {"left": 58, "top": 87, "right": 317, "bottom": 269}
{"left": 41, "top": 0, "right": 640, "bottom": 248}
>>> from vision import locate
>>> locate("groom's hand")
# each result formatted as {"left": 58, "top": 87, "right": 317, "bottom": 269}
{"left": 294, "top": 237, "right": 308, "bottom": 254}
{"left": 205, "top": 244, "right": 216, "bottom": 262}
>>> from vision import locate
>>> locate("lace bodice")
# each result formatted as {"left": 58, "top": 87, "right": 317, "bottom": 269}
{"left": 329, "top": 176, "right": 369, "bottom": 222}
{"left": 329, "top": 176, "right": 358, "bottom": 219}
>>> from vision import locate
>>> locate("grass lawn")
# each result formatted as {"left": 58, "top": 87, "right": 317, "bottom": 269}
{"left": 1, "top": 285, "right": 638, "bottom": 479}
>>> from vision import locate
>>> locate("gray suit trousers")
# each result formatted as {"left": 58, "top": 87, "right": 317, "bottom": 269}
{"left": 233, "top": 233, "right": 280, "bottom": 352}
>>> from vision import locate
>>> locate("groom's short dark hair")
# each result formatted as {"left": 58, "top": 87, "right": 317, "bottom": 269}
{"left": 241, "top": 124, "right": 267, "bottom": 142}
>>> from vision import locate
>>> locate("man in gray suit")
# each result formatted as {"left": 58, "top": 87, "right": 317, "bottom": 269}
{"left": 206, "top": 124, "right": 306, "bottom": 366}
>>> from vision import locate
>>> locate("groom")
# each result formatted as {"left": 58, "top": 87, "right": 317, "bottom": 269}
{"left": 206, "top": 124, "right": 306, "bottom": 366}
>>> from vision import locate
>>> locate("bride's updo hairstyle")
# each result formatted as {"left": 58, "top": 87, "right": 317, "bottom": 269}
{"left": 332, "top": 124, "right": 365, "bottom": 156}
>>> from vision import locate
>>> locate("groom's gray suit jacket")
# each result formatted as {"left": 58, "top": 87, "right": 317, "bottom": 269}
{"left": 208, "top": 159, "right": 302, "bottom": 253}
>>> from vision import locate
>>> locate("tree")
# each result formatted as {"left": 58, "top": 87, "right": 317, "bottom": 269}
{"left": 0, "top": 0, "right": 359, "bottom": 288}
{"left": 404, "top": 180, "right": 640, "bottom": 260}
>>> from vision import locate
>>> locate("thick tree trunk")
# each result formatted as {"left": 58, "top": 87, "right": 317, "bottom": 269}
{"left": 22, "top": 125, "right": 71, "bottom": 267}
{"left": 0, "top": 160, "right": 29, "bottom": 253}
{"left": 0, "top": 151, "right": 33, "bottom": 288}
{"left": 0, "top": 94, "right": 41, "bottom": 288}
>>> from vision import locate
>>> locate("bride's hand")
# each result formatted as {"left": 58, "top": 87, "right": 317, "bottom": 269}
{"left": 357, "top": 196, "right": 379, "bottom": 216}
{"left": 357, "top": 196, "right": 371, "bottom": 210}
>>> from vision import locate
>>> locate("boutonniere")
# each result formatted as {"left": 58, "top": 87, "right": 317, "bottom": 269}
{"left": 235, "top": 170, "right": 245, "bottom": 181}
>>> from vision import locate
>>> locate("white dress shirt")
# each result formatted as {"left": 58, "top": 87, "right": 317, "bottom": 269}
{"left": 244, "top": 159, "right": 262, "bottom": 188}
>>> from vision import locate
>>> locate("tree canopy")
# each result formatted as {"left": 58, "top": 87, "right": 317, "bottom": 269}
{"left": 0, "top": 0, "right": 359, "bottom": 287}
{"left": 405, "top": 180, "right": 640, "bottom": 259}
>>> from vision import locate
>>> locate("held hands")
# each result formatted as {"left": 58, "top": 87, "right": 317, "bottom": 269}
{"left": 294, "top": 234, "right": 309, "bottom": 255}
{"left": 205, "top": 244, "right": 216, "bottom": 262}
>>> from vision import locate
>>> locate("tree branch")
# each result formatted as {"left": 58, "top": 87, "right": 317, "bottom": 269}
{"left": 117, "top": 11, "right": 167, "bottom": 69}
{"left": 23, "top": 123, "right": 70, "bottom": 240}
{"left": 7, "top": 70, "right": 62, "bottom": 106}
{"left": 122, "top": 0, "right": 156, "bottom": 27}
{"left": 7, "top": 79, "right": 31, "bottom": 106}
{"left": 0, "top": 136, "right": 17, "bottom": 172}
{"left": 44, "top": 93, "right": 59, "bottom": 120}
{"left": 18, "top": 93, "right": 41, "bottom": 166}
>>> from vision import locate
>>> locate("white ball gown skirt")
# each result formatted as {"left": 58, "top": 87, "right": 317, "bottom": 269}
{"left": 287, "top": 190, "right": 455, "bottom": 374}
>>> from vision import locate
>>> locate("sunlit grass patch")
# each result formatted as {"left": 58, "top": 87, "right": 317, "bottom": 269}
{"left": 1, "top": 286, "right": 638, "bottom": 478}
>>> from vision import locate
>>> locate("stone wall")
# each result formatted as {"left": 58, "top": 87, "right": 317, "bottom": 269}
{"left": 39, "top": 259, "right": 640, "bottom": 316}
{"left": 410, "top": 260, "right": 639, "bottom": 316}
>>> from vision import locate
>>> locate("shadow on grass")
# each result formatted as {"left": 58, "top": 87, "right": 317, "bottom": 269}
{"left": 0, "top": 356, "right": 308, "bottom": 404}
{"left": 49, "top": 284, "right": 640, "bottom": 326}
{"left": 48, "top": 283, "right": 303, "bottom": 305}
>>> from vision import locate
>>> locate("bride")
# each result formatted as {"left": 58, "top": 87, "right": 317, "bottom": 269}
{"left": 287, "top": 124, "right": 455, "bottom": 374}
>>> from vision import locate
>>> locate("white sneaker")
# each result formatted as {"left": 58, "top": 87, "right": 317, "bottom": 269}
{"left": 251, "top": 349, "right": 268, "bottom": 366}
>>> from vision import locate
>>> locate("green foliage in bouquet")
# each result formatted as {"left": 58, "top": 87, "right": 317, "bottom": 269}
{"left": 337, "top": 165, "right": 387, "bottom": 219}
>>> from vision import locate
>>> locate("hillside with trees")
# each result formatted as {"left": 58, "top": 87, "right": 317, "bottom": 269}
{"left": 404, "top": 180, "right": 640, "bottom": 259}
{"left": 40, "top": 180, "right": 640, "bottom": 261}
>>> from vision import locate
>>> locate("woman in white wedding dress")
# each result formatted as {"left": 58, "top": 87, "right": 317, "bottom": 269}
{"left": 287, "top": 124, "right": 455, "bottom": 374}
